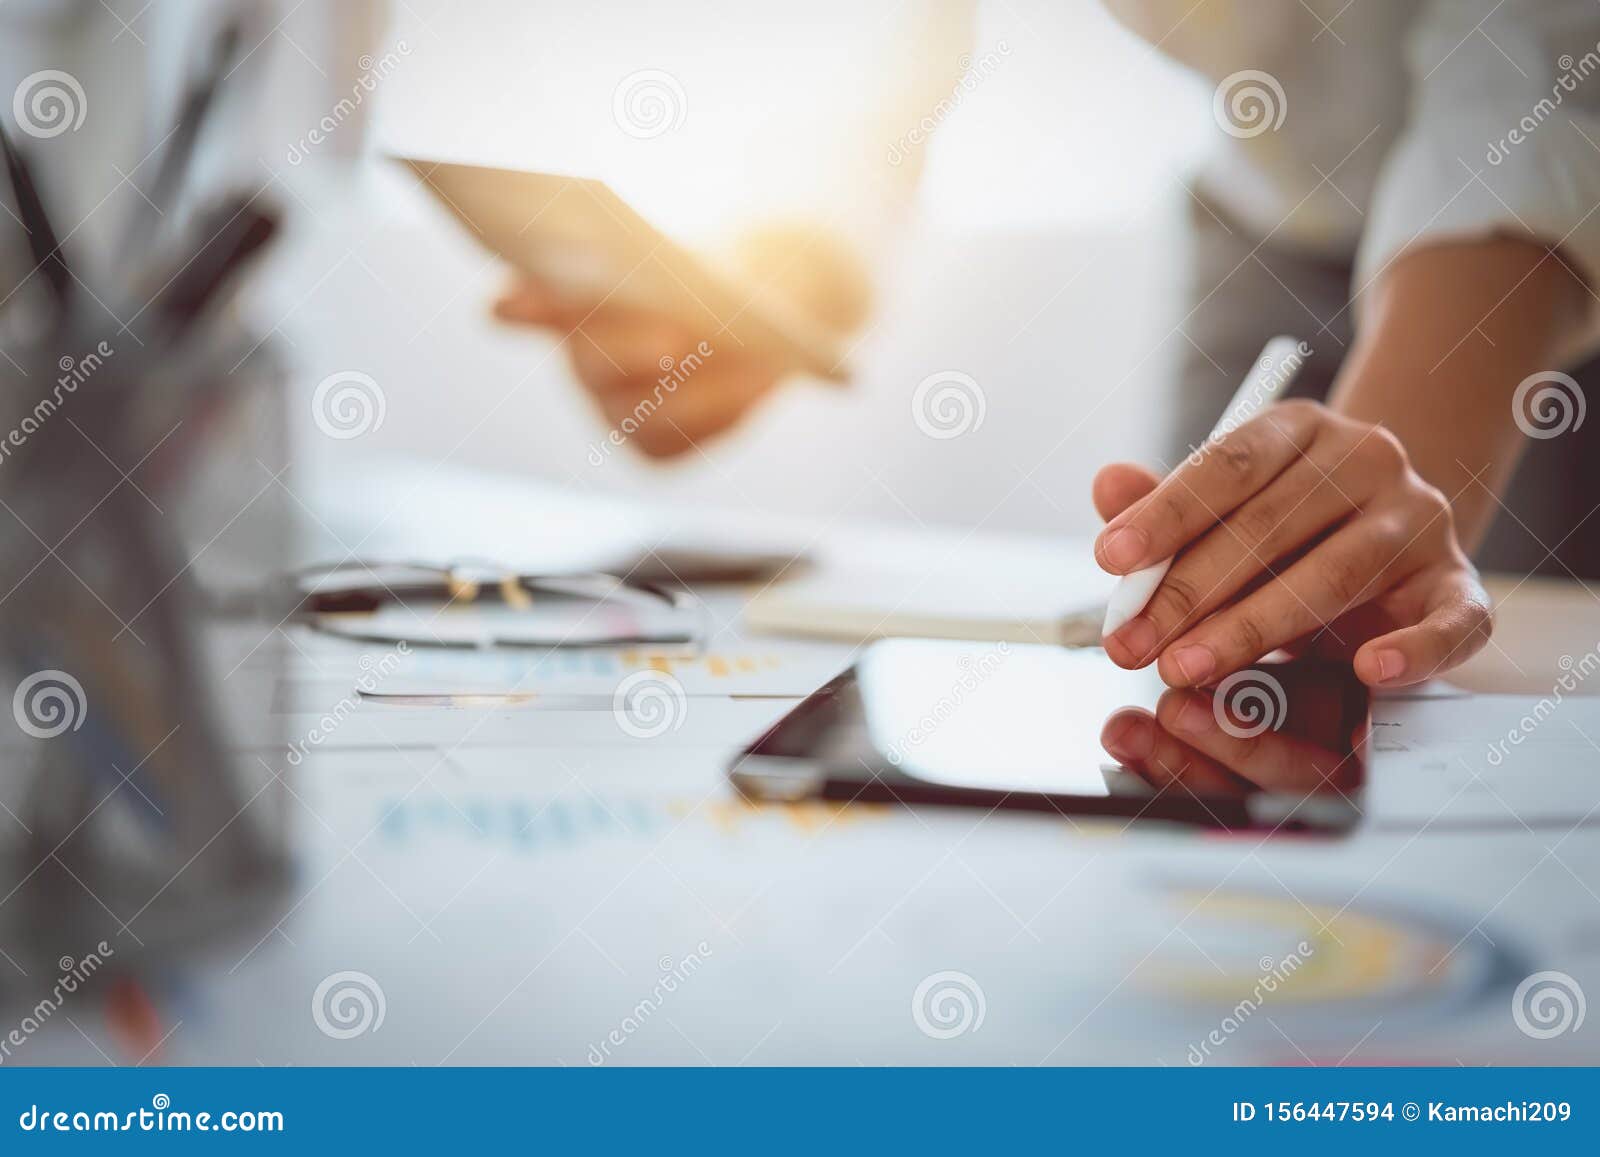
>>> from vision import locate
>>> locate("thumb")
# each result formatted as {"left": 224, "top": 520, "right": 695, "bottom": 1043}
{"left": 1092, "top": 462, "right": 1161, "bottom": 523}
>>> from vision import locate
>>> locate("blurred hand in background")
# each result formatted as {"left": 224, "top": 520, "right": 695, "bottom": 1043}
{"left": 493, "top": 224, "right": 872, "bottom": 458}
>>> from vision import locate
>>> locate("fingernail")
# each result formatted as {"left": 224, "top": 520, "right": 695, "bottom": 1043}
{"left": 1169, "top": 644, "right": 1215, "bottom": 684}
{"left": 1174, "top": 696, "right": 1213, "bottom": 735}
{"left": 1104, "top": 715, "right": 1154, "bottom": 761}
{"left": 1098, "top": 525, "right": 1149, "bottom": 571}
{"left": 1111, "top": 616, "right": 1157, "bottom": 661}
{"left": 1374, "top": 649, "right": 1406, "bottom": 682}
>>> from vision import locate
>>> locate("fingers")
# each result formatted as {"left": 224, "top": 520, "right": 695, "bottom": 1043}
{"left": 1103, "top": 452, "right": 1362, "bottom": 667}
{"left": 494, "top": 281, "right": 701, "bottom": 389}
{"left": 1100, "top": 708, "right": 1250, "bottom": 797}
{"left": 1154, "top": 688, "right": 1358, "bottom": 794}
{"left": 492, "top": 277, "right": 574, "bottom": 327}
{"left": 1092, "top": 463, "right": 1161, "bottom": 522}
{"left": 568, "top": 311, "right": 700, "bottom": 391}
{"left": 547, "top": 306, "right": 782, "bottom": 457}
{"left": 584, "top": 360, "right": 783, "bottom": 457}
{"left": 493, "top": 278, "right": 787, "bottom": 458}
{"left": 1093, "top": 400, "right": 1323, "bottom": 574}
{"left": 1091, "top": 398, "right": 1488, "bottom": 695}
{"left": 1352, "top": 564, "right": 1493, "bottom": 687}
{"left": 1153, "top": 507, "right": 1433, "bottom": 686}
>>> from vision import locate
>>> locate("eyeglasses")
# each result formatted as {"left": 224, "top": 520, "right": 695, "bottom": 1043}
{"left": 284, "top": 558, "right": 707, "bottom": 651}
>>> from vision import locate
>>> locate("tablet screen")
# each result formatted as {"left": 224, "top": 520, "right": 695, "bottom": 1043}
{"left": 738, "top": 640, "right": 1368, "bottom": 831}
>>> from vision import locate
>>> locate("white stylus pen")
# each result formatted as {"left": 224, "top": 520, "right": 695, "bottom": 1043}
{"left": 1101, "top": 335, "right": 1307, "bottom": 640}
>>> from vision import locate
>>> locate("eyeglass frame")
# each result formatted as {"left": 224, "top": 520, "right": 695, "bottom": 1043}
{"left": 281, "top": 558, "right": 708, "bottom": 651}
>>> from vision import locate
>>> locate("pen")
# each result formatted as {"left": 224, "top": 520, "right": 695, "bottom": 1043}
{"left": 1101, "top": 334, "right": 1306, "bottom": 639}
{"left": 149, "top": 198, "right": 279, "bottom": 338}
{"left": 119, "top": 14, "right": 247, "bottom": 263}
{"left": 0, "top": 119, "right": 72, "bottom": 308}
{"left": 145, "top": 17, "right": 245, "bottom": 215}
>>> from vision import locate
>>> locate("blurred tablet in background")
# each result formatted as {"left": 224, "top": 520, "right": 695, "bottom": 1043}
{"left": 397, "top": 157, "right": 851, "bottom": 382}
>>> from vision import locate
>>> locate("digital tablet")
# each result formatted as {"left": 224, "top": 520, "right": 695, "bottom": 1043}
{"left": 730, "top": 640, "right": 1369, "bottom": 833}
{"left": 397, "top": 156, "right": 850, "bottom": 381}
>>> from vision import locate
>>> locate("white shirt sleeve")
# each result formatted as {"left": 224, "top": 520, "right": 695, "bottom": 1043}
{"left": 1356, "top": 0, "right": 1600, "bottom": 350}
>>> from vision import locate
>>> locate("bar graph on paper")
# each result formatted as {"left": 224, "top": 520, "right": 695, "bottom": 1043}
{"left": 375, "top": 791, "right": 883, "bottom": 856}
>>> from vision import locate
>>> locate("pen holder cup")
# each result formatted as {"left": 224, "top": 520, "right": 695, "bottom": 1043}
{"left": 0, "top": 328, "right": 296, "bottom": 988}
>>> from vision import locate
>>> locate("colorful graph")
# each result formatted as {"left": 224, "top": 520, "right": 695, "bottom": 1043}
{"left": 375, "top": 792, "right": 883, "bottom": 854}
{"left": 1136, "top": 883, "right": 1517, "bottom": 1018}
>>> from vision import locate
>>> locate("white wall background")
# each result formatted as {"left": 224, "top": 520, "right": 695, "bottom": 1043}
{"left": 58, "top": 0, "right": 1217, "bottom": 541}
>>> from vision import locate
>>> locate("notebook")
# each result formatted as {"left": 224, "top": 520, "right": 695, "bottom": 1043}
{"left": 743, "top": 531, "right": 1112, "bottom": 647}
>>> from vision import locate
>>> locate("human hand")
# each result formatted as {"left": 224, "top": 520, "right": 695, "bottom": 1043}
{"left": 1099, "top": 669, "right": 1362, "bottom": 797}
{"left": 1092, "top": 400, "right": 1493, "bottom": 688}
{"left": 492, "top": 225, "right": 868, "bottom": 459}
{"left": 492, "top": 282, "right": 788, "bottom": 459}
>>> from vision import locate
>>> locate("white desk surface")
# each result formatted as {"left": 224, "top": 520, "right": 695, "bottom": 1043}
{"left": 21, "top": 466, "right": 1600, "bottom": 1067}
{"left": 1458, "top": 574, "right": 1600, "bottom": 694}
